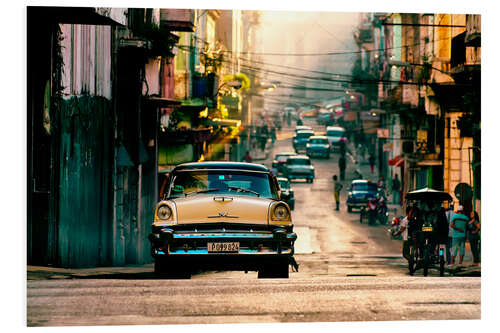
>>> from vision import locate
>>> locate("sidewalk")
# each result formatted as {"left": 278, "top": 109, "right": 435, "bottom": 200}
{"left": 27, "top": 264, "right": 153, "bottom": 280}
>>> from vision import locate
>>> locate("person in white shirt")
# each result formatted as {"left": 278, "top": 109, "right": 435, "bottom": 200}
{"left": 393, "top": 206, "right": 413, "bottom": 260}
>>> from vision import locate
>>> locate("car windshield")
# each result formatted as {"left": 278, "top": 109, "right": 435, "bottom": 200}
{"left": 326, "top": 129, "right": 345, "bottom": 137}
{"left": 309, "top": 138, "right": 328, "bottom": 144}
{"left": 352, "top": 183, "right": 377, "bottom": 191}
{"left": 168, "top": 170, "right": 276, "bottom": 199}
{"left": 278, "top": 180, "right": 290, "bottom": 189}
{"left": 297, "top": 132, "right": 314, "bottom": 139}
{"left": 287, "top": 158, "right": 310, "bottom": 166}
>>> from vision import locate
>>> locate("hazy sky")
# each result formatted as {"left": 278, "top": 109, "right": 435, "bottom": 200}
{"left": 256, "top": 10, "right": 359, "bottom": 76}
{"left": 254, "top": 10, "right": 360, "bottom": 104}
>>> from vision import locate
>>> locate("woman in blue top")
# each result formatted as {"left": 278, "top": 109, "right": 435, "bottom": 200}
{"left": 450, "top": 205, "right": 468, "bottom": 266}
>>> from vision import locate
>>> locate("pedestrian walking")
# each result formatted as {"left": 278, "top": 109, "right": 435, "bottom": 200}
{"left": 467, "top": 210, "right": 481, "bottom": 265}
{"left": 377, "top": 175, "right": 386, "bottom": 192}
{"left": 338, "top": 155, "right": 346, "bottom": 181}
{"left": 242, "top": 151, "right": 253, "bottom": 163}
{"left": 369, "top": 154, "right": 375, "bottom": 174}
{"left": 391, "top": 174, "right": 401, "bottom": 205}
{"left": 333, "top": 175, "right": 343, "bottom": 211}
{"left": 445, "top": 203, "right": 455, "bottom": 265}
{"left": 450, "top": 205, "right": 468, "bottom": 266}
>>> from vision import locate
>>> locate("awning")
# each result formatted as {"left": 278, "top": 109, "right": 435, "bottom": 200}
{"left": 416, "top": 159, "right": 443, "bottom": 166}
{"left": 145, "top": 97, "right": 181, "bottom": 108}
{"left": 388, "top": 155, "right": 404, "bottom": 167}
{"left": 28, "top": 7, "right": 126, "bottom": 26}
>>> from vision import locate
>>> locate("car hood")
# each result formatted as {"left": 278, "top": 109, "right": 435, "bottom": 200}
{"left": 327, "top": 136, "right": 343, "bottom": 143}
{"left": 351, "top": 190, "right": 376, "bottom": 196}
{"left": 171, "top": 195, "right": 273, "bottom": 225}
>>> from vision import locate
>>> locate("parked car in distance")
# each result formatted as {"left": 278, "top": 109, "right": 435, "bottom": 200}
{"left": 283, "top": 155, "right": 315, "bottom": 183}
{"left": 148, "top": 162, "right": 297, "bottom": 279}
{"left": 306, "top": 135, "right": 330, "bottom": 159}
{"left": 325, "top": 126, "right": 347, "bottom": 152}
{"left": 272, "top": 152, "right": 297, "bottom": 175}
{"left": 346, "top": 179, "right": 378, "bottom": 212}
{"left": 293, "top": 130, "right": 314, "bottom": 153}
{"left": 317, "top": 110, "right": 334, "bottom": 126}
{"left": 277, "top": 177, "right": 295, "bottom": 210}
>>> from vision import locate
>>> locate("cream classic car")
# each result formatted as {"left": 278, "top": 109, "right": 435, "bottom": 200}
{"left": 148, "top": 162, "right": 298, "bottom": 279}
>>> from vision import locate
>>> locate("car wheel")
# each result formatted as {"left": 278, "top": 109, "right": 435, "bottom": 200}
{"left": 258, "top": 260, "right": 289, "bottom": 279}
{"left": 154, "top": 258, "right": 191, "bottom": 279}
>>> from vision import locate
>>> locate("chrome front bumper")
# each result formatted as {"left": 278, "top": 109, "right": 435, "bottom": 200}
{"left": 149, "top": 227, "right": 297, "bottom": 257}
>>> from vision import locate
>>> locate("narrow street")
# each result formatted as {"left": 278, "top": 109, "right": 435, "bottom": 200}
{"left": 27, "top": 119, "right": 481, "bottom": 326}
{"left": 24, "top": 6, "right": 485, "bottom": 330}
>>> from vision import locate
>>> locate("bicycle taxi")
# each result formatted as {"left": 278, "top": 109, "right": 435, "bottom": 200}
{"left": 405, "top": 188, "right": 452, "bottom": 276}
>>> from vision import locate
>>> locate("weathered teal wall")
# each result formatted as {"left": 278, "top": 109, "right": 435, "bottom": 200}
{"left": 58, "top": 96, "right": 114, "bottom": 267}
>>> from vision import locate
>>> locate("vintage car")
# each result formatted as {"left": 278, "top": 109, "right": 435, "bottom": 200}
{"left": 272, "top": 152, "right": 297, "bottom": 175}
{"left": 325, "top": 126, "right": 347, "bottom": 152}
{"left": 282, "top": 155, "right": 315, "bottom": 183}
{"left": 346, "top": 179, "right": 378, "bottom": 212}
{"left": 306, "top": 135, "right": 330, "bottom": 159}
{"left": 148, "top": 162, "right": 297, "bottom": 279}
{"left": 293, "top": 130, "right": 315, "bottom": 153}
{"left": 294, "top": 125, "right": 312, "bottom": 134}
{"left": 277, "top": 177, "right": 295, "bottom": 210}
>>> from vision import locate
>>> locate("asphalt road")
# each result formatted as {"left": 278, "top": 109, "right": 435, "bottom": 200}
{"left": 26, "top": 119, "right": 481, "bottom": 327}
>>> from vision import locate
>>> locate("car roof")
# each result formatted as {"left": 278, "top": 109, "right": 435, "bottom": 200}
{"left": 276, "top": 177, "right": 289, "bottom": 182}
{"left": 275, "top": 152, "right": 296, "bottom": 156}
{"left": 326, "top": 126, "right": 345, "bottom": 131}
{"left": 296, "top": 130, "right": 314, "bottom": 135}
{"left": 351, "top": 179, "right": 375, "bottom": 184}
{"left": 308, "top": 135, "right": 328, "bottom": 140}
{"left": 287, "top": 155, "right": 310, "bottom": 160}
{"left": 172, "top": 161, "right": 269, "bottom": 173}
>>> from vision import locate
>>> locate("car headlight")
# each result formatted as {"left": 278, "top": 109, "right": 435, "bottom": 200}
{"left": 154, "top": 202, "right": 177, "bottom": 226}
{"left": 158, "top": 205, "right": 172, "bottom": 220}
{"left": 269, "top": 202, "right": 292, "bottom": 225}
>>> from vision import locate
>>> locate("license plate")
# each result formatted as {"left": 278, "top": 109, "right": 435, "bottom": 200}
{"left": 207, "top": 242, "right": 240, "bottom": 253}
{"left": 422, "top": 226, "right": 433, "bottom": 232}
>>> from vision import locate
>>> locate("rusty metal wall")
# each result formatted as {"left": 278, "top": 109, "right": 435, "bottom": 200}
{"left": 57, "top": 96, "right": 114, "bottom": 267}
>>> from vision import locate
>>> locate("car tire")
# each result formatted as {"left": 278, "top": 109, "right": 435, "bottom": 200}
{"left": 154, "top": 258, "right": 191, "bottom": 279}
{"left": 258, "top": 260, "right": 289, "bottom": 279}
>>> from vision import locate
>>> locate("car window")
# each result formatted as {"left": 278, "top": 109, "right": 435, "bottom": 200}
{"left": 278, "top": 180, "right": 290, "bottom": 189}
{"left": 310, "top": 138, "right": 328, "bottom": 144}
{"left": 169, "top": 170, "right": 275, "bottom": 199}
{"left": 297, "top": 132, "right": 313, "bottom": 139}
{"left": 287, "top": 158, "right": 310, "bottom": 166}
{"left": 352, "top": 183, "right": 377, "bottom": 191}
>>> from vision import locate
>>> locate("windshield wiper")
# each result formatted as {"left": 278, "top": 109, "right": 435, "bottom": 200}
{"left": 228, "top": 186, "right": 260, "bottom": 197}
{"left": 184, "top": 188, "right": 220, "bottom": 197}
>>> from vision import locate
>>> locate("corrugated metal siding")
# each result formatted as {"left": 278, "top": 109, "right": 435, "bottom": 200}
{"left": 58, "top": 96, "right": 113, "bottom": 267}
{"left": 61, "top": 24, "right": 112, "bottom": 99}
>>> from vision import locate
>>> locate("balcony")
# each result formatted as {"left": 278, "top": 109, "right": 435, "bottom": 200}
{"left": 160, "top": 9, "right": 195, "bottom": 32}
